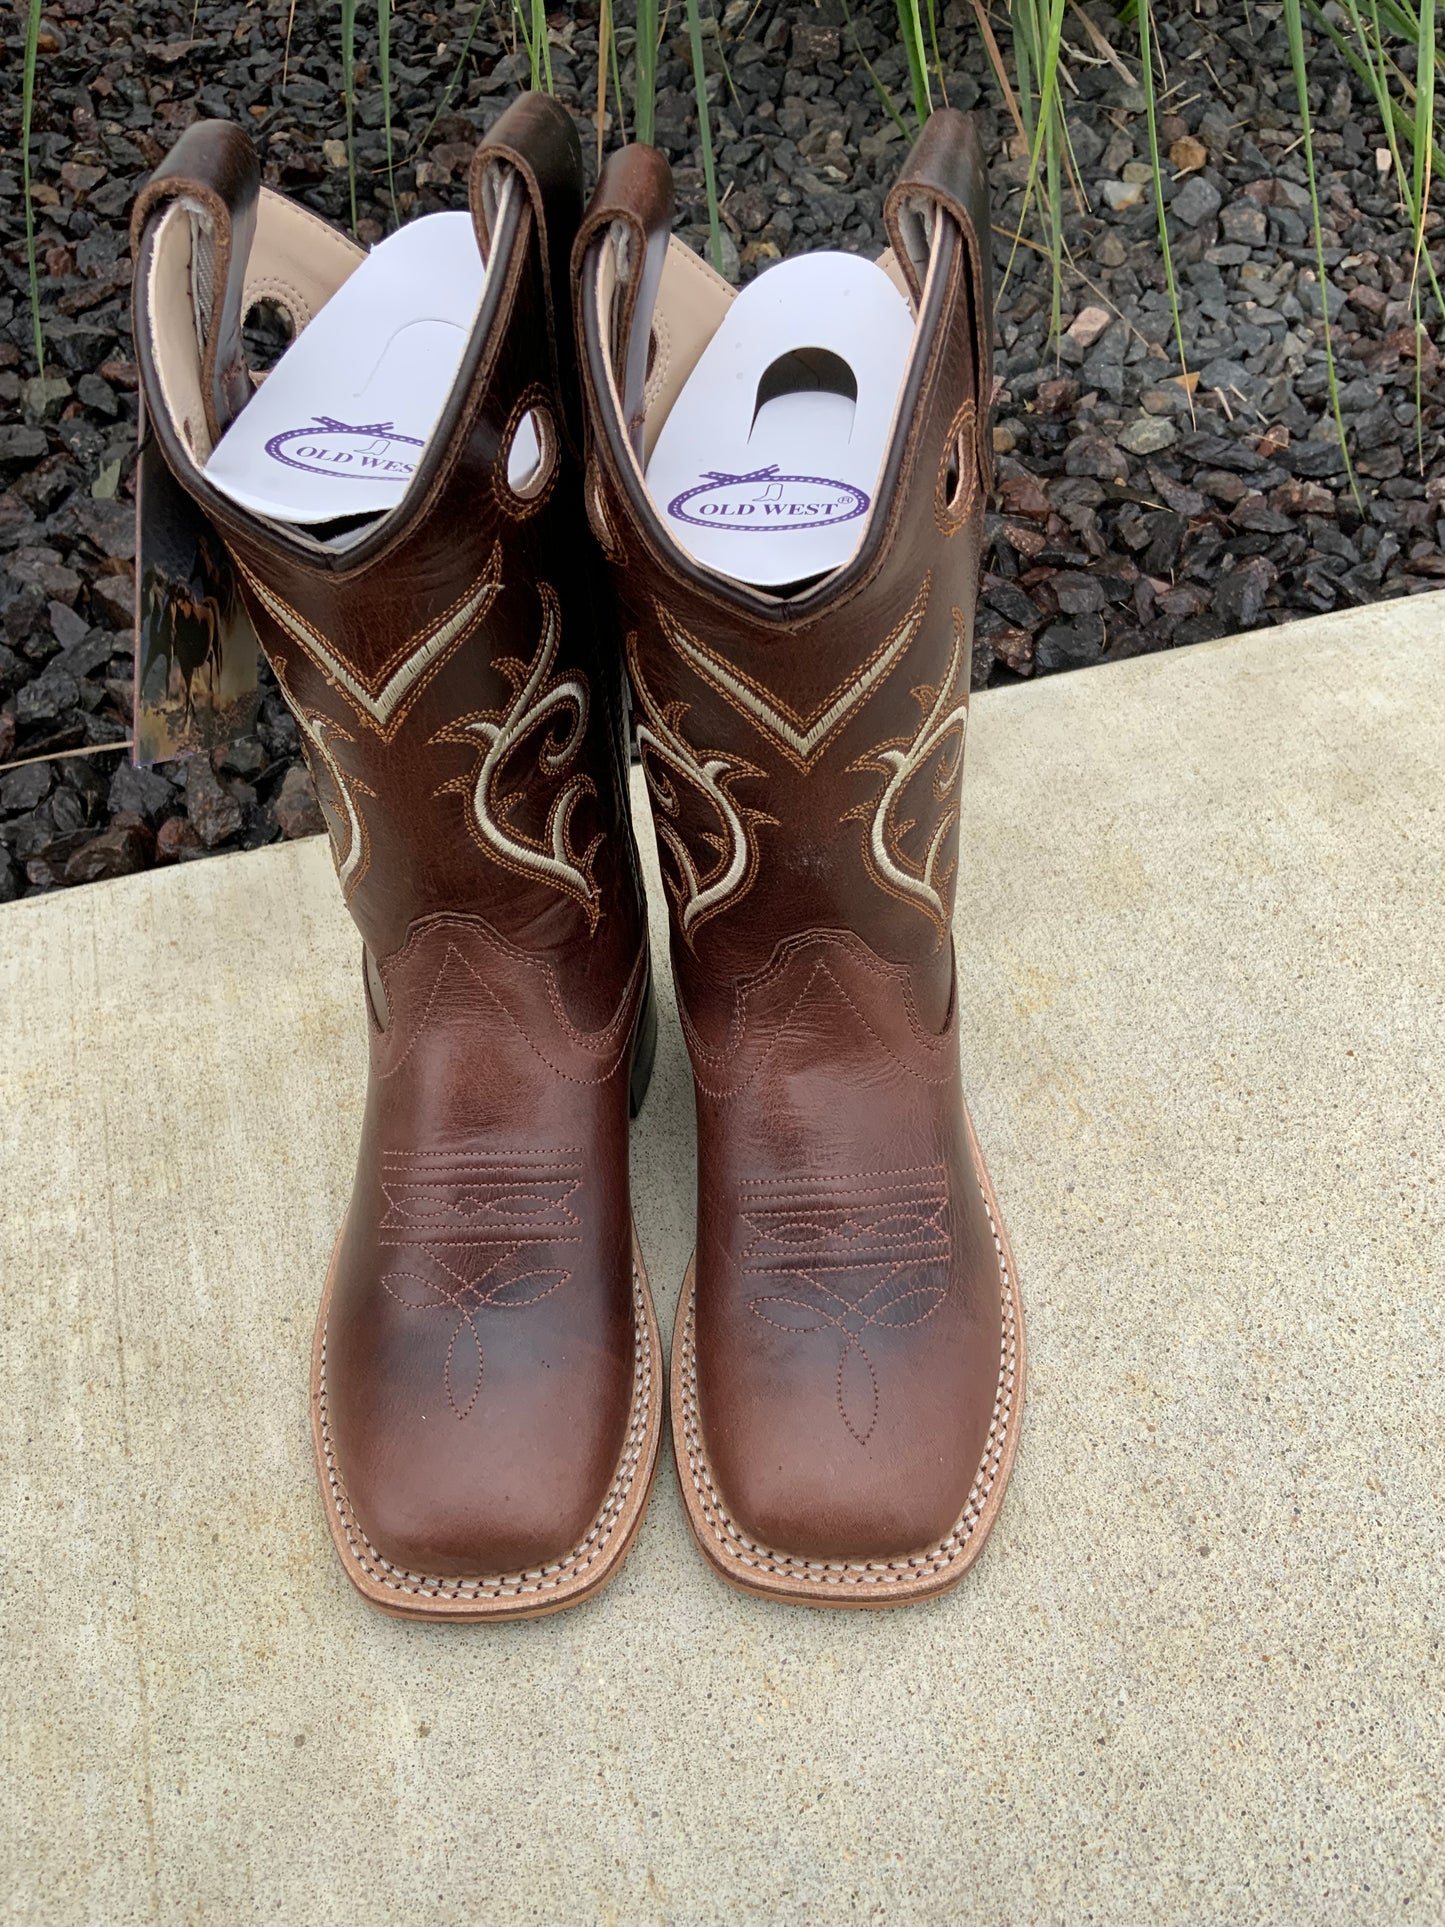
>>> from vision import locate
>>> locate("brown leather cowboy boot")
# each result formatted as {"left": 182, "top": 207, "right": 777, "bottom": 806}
{"left": 131, "top": 96, "right": 663, "bottom": 1619}
{"left": 574, "top": 110, "right": 1024, "bottom": 1606}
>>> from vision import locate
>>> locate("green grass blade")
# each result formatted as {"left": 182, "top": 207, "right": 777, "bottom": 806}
{"left": 967, "top": 0, "right": 1027, "bottom": 145}
{"left": 1408, "top": 2, "right": 1444, "bottom": 314}
{"left": 925, "top": 0, "right": 949, "bottom": 105}
{"left": 840, "top": 0, "right": 911, "bottom": 138}
{"left": 533, "top": 0, "right": 554, "bottom": 91}
{"left": 1001, "top": 0, "right": 1068, "bottom": 293}
{"left": 597, "top": 0, "right": 613, "bottom": 167}
{"left": 683, "top": 0, "right": 724, "bottom": 273}
{"left": 511, "top": 0, "right": 535, "bottom": 88}
{"left": 1045, "top": 113, "right": 1062, "bottom": 342}
{"left": 21, "top": 0, "right": 44, "bottom": 373}
{"left": 1282, "top": 0, "right": 1361, "bottom": 503}
{"left": 609, "top": 1, "right": 629, "bottom": 141}
{"left": 1136, "top": 0, "right": 1190, "bottom": 389}
{"left": 340, "top": 0, "right": 358, "bottom": 234}
{"left": 712, "top": 10, "right": 742, "bottom": 113}
{"left": 1413, "top": 283, "right": 1426, "bottom": 470}
{"left": 635, "top": 0, "right": 659, "bottom": 145}
{"left": 1340, "top": 0, "right": 1443, "bottom": 460}
{"left": 1304, "top": 0, "right": 1445, "bottom": 173}
{"left": 1012, "top": 5, "right": 1040, "bottom": 142}
{"left": 377, "top": 0, "right": 396, "bottom": 229}
{"left": 411, "top": 0, "right": 491, "bottom": 157}
{"left": 1376, "top": 0, "right": 1421, "bottom": 34}
{"left": 1411, "top": 0, "right": 1436, "bottom": 250}
{"left": 894, "top": 0, "right": 932, "bottom": 126}
{"left": 1349, "top": 0, "right": 1445, "bottom": 314}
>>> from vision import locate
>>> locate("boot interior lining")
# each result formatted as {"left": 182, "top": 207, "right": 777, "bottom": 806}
{"left": 599, "top": 230, "right": 933, "bottom": 601}
{"left": 145, "top": 200, "right": 213, "bottom": 464}
{"left": 244, "top": 188, "right": 367, "bottom": 346}
{"left": 638, "top": 238, "right": 914, "bottom": 467}
{"left": 145, "top": 188, "right": 367, "bottom": 472}
{"left": 144, "top": 176, "right": 933, "bottom": 583}
{"left": 144, "top": 186, "right": 533, "bottom": 555}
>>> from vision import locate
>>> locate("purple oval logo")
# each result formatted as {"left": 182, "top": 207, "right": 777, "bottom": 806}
{"left": 667, "top": 465, "right": 868, "bottom": 533}
{"left": 264, "top": 415, "right": 424, "bottom": 480}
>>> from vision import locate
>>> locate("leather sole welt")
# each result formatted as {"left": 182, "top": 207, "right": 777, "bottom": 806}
{"left": 310, "top": 1230, "right": 665, "bottom": 1622}
{"left": 670, "top": 1106, "right": 1025, "bottom": 1608}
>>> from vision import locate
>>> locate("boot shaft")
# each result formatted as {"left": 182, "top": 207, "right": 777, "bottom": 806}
{"left": 131, "top": 100, "right": 642, "bottom": 1011}
{"left": 574, "top": 112, "right": 995, "bottom": 1037}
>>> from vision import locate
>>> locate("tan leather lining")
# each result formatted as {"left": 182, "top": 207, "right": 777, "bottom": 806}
{"left": 146, "top": 202, "right": 210, "bottom": 461}
{"left": 875, "top": 245, "right": 912, "bottom": 304}
{"left": 641, "top": 236, "right": 734, "bottom": 461}
{"left": 875, "top": 240, "right": 946, "bottom": 486}
{"left": 242, "top": 186, "right": 365, "bottom": 336}
{"left": 144, "top": 190, "right": 367, "bottom": 471}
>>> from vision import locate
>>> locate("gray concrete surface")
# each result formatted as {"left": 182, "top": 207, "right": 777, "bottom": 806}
{"left": 3, "top": 593, "right": 1443, "bottom": 1925}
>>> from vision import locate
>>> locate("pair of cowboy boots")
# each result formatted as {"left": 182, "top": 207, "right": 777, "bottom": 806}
{"left": 131, "top": 95, "right": 1024, "bottom": 1618}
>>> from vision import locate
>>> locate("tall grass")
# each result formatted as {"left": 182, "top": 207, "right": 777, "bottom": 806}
{"left": 992, "top": 0, "right": 1071, "bottom": 344}
{"left": 377, "top": 0, "right": 396, "bottom": 224}
{"left": 1281, "top": 0, "right": 1437, "bottom": 480}
{"left": 513, "top": 0, "right": 553, "bottom": 94}
{"left": 339, "top": 0, "right": 358, "bottom": 232}
{"left": 14, "top": 0, "right": 1441, "bottom": 470}
{"left": 634, "top": 0, "right": 659, "bottom": 145}
{"left": 21, "top": 0, "right": 45, "bottom": 375}
{"left": 895, "top": 0, "right": 936, "bottom": 123}
{"left": 1283, "top": 0, "right": 1360, "bottom": 497}
{"left": 682, "top": 0, "right": 724, "bottom": 273}
{"left": 411, "top": 0, "right": 492, "bottom": 157}
{"left": 1133, "top": 0, "right": 1189, "bottom": 392}
{"left": 976, "top": 0, "right": 1437, "bottom": 437}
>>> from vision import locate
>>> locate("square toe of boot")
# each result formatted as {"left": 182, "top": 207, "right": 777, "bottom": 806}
{"left": 353, "top": 1468, "right": 609, "bottom": 1581}
{"left": 704, "top": 1429, "right": 984, "bottom": 1565}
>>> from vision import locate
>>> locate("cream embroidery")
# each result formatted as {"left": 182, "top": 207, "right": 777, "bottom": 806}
{"left": 627, "top": 630, "right": 774, "bottom": 944}
{"left": 936, "top": 397, "right": 980, "bottom": 536}
{"left": 254, "top": 629, "right": 375, "bottom": 902}
{"left": 848, "top": 609, "right": 969, "bottom": 940}
{"left": 296, "top": 706, "right": 373, "bottom": 899}
{"left": 237, "top": 549, "right": 502, "bottom": 741}
{"left": 657, "top": 583, "right": 928, "bottom": 772}
{"left": 437, "top": 586, "right": 602, "bottom": 928}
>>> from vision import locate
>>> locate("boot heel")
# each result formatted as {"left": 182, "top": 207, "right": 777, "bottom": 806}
{"left": 628, "top": 972, "right": 659, "bottom": 1120}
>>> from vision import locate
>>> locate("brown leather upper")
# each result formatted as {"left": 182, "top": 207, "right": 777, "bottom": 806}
{"left": 577, "top": 111, "right": 1007, "bottom": 1561}
{"left": 133, "top": 97, "right": 651, "bottom": 1580}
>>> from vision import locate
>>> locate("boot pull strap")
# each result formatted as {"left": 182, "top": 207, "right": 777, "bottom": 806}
{"left": 472, "top": 94, "right": 585, "bottom": 446}
{"left": 131, "top": 120, "right": 259, "bottom": 450}
{"left": 572, "top": 144, "right": 673, "bottom": 461}
{"left": 883, "top": 107, "right": 994, "bottom": 490}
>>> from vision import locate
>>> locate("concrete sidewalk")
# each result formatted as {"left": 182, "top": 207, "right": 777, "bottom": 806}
{"left": 3, "top": 594, "right": 1442, "bottom": 1924}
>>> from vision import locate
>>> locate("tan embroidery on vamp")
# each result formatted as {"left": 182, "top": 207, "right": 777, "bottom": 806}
{"left": 436, "top": 585, "right": 602, "bottom": 928}
{"left": 656, "top": 582, "right": 928, "bottom": 773}
{"left": 847, "top": 608, "right": 969, "bottom": 941}
{"left": 236, "top": 546, "right": 502, "bottom": 742}
{"left": 628, "top": 630, "right": 775, "bottom": 944}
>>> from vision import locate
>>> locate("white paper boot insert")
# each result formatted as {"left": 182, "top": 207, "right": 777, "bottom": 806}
{"left": 644, "top": 251, "right": 915, "bottom": 588}
{"left": 204, "top": 210, "right": 538, "bottom": 528}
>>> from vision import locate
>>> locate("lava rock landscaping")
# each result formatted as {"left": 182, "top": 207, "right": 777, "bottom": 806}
{"left": 0, "top": 0, "right": 1440, "bottom": 897}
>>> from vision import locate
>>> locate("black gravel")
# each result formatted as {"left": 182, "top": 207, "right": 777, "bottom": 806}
{"left": 0, "top": 0, "right": 1440, "bottom": 896}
